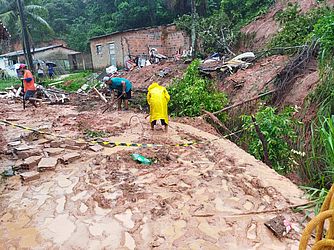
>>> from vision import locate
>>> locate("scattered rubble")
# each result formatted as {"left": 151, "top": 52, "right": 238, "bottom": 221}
{"left": 0, "top": 100, "right": 308, "bottom": 248}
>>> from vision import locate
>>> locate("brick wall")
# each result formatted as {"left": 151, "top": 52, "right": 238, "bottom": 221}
{"left": 90, "top": 24, "right": 190, "bottom": 70}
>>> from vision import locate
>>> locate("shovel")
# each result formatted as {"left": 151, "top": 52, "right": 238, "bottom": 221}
{"left": 102, "top": 93, "right": 124, "bottom": 114}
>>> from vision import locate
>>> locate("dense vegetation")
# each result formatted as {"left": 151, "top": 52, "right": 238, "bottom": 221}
{"left": 0, "top": 0, "right": 222, "bottom": 52}
{"left": 168, "top": 60, "right": 228, "bottom": 117}
{"left": 176, "top": 0, "right": 274, "bottom": 54}
{"left": 241, "top": 106, "right": 300, "bottom": 174}
{"left": 1, "top": 0, "right": 276, "bottom": 53}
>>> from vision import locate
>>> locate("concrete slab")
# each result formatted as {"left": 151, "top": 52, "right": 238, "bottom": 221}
{"left": 60, "top": 153, "right": 81, "bottom": 164}
{"left": 38, "top": 157, "right": 58, "bottom": 171}
{"left": 20, "top": 171, "right": 40, "bottom": 182}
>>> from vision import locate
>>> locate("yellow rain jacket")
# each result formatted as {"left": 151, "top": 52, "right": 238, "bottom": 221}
{"left": 147, "top": 82, "right": 170, "bottom": 124}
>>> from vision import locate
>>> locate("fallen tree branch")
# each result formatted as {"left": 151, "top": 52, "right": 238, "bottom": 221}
{"left": 203, "top": 110, "right": 237, "bottom": 139}
{"left": 192, "top": 201, "right": 314, "bottom": 218}
{"left": 212, "top": 89, "right": 278, "bottom": 115}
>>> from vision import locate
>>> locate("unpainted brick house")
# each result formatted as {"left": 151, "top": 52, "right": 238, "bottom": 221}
{"left": 89, "top": 24, "right": 191, "bottom": 70}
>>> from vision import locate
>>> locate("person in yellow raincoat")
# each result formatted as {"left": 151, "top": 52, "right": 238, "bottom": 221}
{"left": 147, "top": 82, "right": 170, "bottom": 132}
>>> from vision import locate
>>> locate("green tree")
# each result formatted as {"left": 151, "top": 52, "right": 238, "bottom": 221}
{"left": 0, "top": 0, "right": 53, "bottom": 43}
{"left": 241, "top": 106, "right": 300, "bottom": 173}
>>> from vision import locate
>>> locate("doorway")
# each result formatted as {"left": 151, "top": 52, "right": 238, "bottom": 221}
{"left": 109, "top": 43, "right": 116, "bottom": 67}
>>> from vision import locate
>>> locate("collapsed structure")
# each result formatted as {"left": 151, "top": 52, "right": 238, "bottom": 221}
{"left": 89, "top": 24, "right": 191, "bottom": 69}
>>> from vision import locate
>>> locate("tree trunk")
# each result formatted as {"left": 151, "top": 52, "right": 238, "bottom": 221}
{"left": 251, "top": 115, "right": 272, "bottom": 167}
{"left": 191, "top": 0, "right": 196, "bottom": 59}
{"left": 17, "top": 0, "right": 34, "bottom": 72}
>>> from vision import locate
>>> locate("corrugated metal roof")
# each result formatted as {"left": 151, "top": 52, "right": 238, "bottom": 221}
{"left": 0, "top": 44, "right": 78, "bottom": 57}
{"left": 89, "top": 23, "right": 175, "bottom": 41}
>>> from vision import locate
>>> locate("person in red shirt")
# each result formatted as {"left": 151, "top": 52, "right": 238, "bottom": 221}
{"left": 19, "top": 64, "right": 37, "bottom": 107}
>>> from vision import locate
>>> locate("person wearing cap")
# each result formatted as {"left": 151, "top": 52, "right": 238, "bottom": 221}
{"left": 147, "top": 82, "right": 170, "bottom": 132}
{"left": 103, "top": 77, "right": 132, "bottom": 111}
{"left": 19, "top": 64, "right": 37, "bottom": 107}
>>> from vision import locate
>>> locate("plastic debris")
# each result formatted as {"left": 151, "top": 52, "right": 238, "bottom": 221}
{"left": 131, "top": 154, "right": 152, "bottom": 165}
{"left": 1, "top": 167, "right": 15, "bottom": 177}
{"left": 106, "top": 65, "right": 118, "bottom": 74}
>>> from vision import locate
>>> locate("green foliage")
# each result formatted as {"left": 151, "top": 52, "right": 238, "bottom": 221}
{"left": 270, "top": 4, "right": 330, "bottom": 48}
{"left": 176, "top": 11, "right": 234, "bottom": 54}
{"left": 0, "top": 78, "right": 21, "bottom": 91}
{"left": 50, "top": 71, "right": 92, "bottom": 92}
{"left": 320, "top": 116, "right": 334, "bottom": 171}
{"left": 0, "top": 0, "right": 53, "bottom": 44}
{"left": 168, "top": 60, "right": 228, "bottom": 117}
{"left": 41, "top": 0, "right": 193, "bottom": 51}
{"left": 299, "top": 11, "right": 334, "bottom": 189}
{"left": 221, "top": 0, "right": 274, "bottom": 26}
{"left": 299, "top": 186, "right": 328, "bottom": 215}
{"left": 176, "top": 0, "right": 275, "bottom": 53}
{"left": 84, "top": 129, "right": 108, "bottom": 138}
{"left": 241, "top": 105, "right": 300, "bottom": 173}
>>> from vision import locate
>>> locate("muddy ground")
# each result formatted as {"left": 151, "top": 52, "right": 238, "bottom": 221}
{"left": 0, "top": 97, "right": 309, "bottom": 249}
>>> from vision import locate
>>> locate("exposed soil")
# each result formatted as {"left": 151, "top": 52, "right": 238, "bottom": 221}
{"left": 120, "top": 61, "right": 188, "bottom": 90}
{"left": 219, "top": 55, "right": 288, "bottom": 104}
{"left": 241, "top": 0, "right": 324, "bottom": 51}
{"left": 0, "top": 99, "right": 308, "bottom": 249}
{"left": 280, "top": 59, "right": 319, "bottom": 107}
{"left": 217, "top": 55, "right": 321, "bottom": 112}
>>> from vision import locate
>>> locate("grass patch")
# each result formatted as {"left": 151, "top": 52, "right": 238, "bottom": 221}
{"left": 0, "top": 78, "right": 21, "bottom": 91}
{"left": 43, "top": 71, "right": 93, "bottom": 92}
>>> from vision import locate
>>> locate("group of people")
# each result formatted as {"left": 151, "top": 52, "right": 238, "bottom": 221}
{"left": 19, "top": 64, "right": 171, "bottom": 132}
{"left": 36, "top": 63, "right": 55, "bottom": 80}
{"left": 103, "top": 76, "right": 170, "bottom": 131}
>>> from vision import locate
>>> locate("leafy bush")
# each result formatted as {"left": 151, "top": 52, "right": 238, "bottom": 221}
{"left": 313, "top": 12, "right": 334, "bottom": 53}
{"left": 241, "top": 105, "right": 301, "bottom": 173}
{"left": 168, "top": 60, "right": 228, "bottom": 117}
{"left": 270, "top": 4, "right": 330, "bottom": 48}
{"left": 311, "top": 11, "right": 334, "bottom": 131}
{"left": 320, "top": 116, "right": 334, "bottom": 172}
{"left": 221, "top": 0, "right": 274, "bottom": 26}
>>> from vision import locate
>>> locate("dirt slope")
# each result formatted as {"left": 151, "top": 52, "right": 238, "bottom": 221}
{"left": 219, "top": 55, "right": 320, "bottom": 108}
{"left": 116, "top": 61, "right": 188, "bottom": 90}
{"left": 240, "top": 0, "right": 334, "bottom": 50}
{"left": 219, "top": 55, "right": 288, "bottom": 104}
{"left": 0, "top": 99, "right": 307, "bottom": 249}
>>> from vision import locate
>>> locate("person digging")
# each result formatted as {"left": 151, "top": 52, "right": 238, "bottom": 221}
{"left": 103, "top": 77, "right": 132, "bottom": 111}
{"left": 147, "top": 82, "right": 170, "bottom": 132}
{"left": 19, "top": 64, "right": 37, "bottom": 108}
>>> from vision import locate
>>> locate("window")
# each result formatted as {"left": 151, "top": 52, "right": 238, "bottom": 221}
{"left": 96, "top": 45, "right": 102, "bottom": 55}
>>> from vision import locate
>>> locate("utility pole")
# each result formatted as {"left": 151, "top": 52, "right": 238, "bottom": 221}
{"left": 191, "top": 0, "right": 196, "bottom": 59}
{"left": 17, "top": 0, "right": 34, "bottom": 72}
